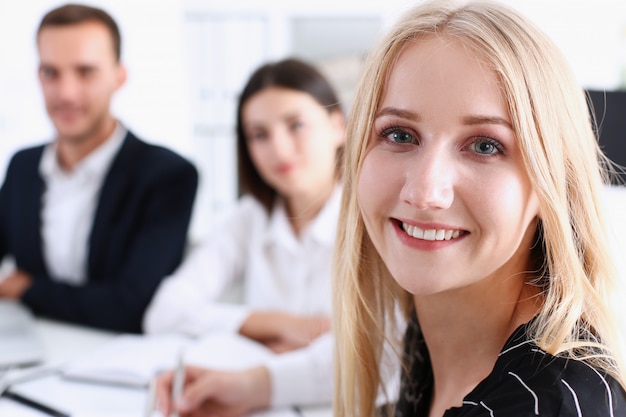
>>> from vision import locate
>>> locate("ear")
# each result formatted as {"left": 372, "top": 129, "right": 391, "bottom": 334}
{"left": 329, "top": 109, "right": 346, "bottom": 148}
{"left": 532, "top": 190, "right": 542, "bottom": 220}
{"left": 115, "top": 63, "right": 127, "bottom": 91}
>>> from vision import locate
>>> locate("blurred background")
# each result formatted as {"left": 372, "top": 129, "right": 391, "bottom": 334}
{"left": 0, "top": 0, "right": 625, "bottom": 241}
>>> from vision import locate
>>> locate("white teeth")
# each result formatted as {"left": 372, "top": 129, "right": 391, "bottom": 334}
{"left": 423, "top": 229, "right": 436, "bottom": 240}
{"left": 402, "top": 222, "right": 462, "bottom": 241}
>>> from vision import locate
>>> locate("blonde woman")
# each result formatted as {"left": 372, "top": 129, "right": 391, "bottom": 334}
{"left": 334, "top": 1, "right": 626, "bottom": 416}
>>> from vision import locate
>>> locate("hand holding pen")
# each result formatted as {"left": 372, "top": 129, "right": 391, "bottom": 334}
{"left": 171, "top": 353, "right": 185, "bottom": 417}
{"left": 154, "top": 364, "right": 271, "bottom": 417}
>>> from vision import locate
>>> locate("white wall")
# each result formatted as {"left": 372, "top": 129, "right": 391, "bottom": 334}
{"left": 497, "top": 0, "right": 626, "bottom": 89}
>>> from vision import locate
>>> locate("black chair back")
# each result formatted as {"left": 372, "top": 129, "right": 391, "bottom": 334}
{"left": 586, "top": 89, "right": 626, "bottom": 184}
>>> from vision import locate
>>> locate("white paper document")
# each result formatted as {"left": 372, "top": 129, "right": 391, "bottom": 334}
{"left": 0, "top": 395, "right": 57, "bottom": 417}
{"left": 10, "top": 373, "right": 145, "bottom": 417}
{"left": 62, "top": 333, "right": 189, "bottom": 387}
{"left": 61, "top": 332, "right": 277, "bottom": 388}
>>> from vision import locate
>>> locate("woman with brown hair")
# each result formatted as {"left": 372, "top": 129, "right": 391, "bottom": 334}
{"left": 147, "top": 58, "right": 345, "bottom": 416}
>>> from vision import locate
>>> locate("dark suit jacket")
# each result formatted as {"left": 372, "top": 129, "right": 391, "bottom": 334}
{"left": 0, "top": 131, "right": 198, "bottom": 333}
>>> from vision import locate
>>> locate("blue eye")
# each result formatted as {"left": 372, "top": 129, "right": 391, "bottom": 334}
{"left": 470, "top": 138, "right": 502, "bottom": 155}
{"left": 381, "top": 127, "right": 416, "bottom": 144}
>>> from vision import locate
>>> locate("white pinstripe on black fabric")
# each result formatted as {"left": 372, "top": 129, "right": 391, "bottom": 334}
{"left": 508, "top": 371, "right": 539, "bottom": 415}
{"left": 561, "top": 379, "right": 583, "bottom": 417}
{"left": 392, "top": 314, "right": 626, "bottom": 417}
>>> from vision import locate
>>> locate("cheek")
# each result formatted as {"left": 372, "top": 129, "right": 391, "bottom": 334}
{"left": 40, "top": 83, "right": 57, "bottom": 100}
{"left": 356, "top": 156, "right": 376, "bottom": 218}
{"left": 308, "top": 137, "right": 339, "bottom": 168}
{"left": 473, "top": 172, "right": 538, "bottom": 233}
{"left": 92, "top": 82, "right": 115, "bottom": 100}
{"left": 357, "top": 152, "right": 397, "bottom": 225}
{"left": 85, "top": 77, "right": 115, "bottom": 99}
{"left": 246, "top": 143, "right": 267, "bottom": 173}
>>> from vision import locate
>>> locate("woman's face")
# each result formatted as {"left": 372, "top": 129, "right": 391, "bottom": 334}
{"left": 357, "top": 36, "right": 540, "bottom": 296}
{"left": 242, "top": 87, "right": 344, "bottom": 201}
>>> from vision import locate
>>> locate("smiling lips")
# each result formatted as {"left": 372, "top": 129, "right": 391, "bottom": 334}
{"left": 276, "top": 163, "right": 294, "bottom": 174}
{"left": 402, "top": 222, "right": 463, "bottom": 241}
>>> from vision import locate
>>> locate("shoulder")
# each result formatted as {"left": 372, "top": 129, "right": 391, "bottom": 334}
{"left": 216, "top": 195, "right": 268, "bottom": 226}
{"left": 207, "top": 195, "right": 269, "bottom": 246}
{"left": 310, "top": 184, "right": 343, "bottom": 231}
{"left": 119, "top": 132, "right": 197, "bottom": 178}
{"left": 3, "top": 144, "right": 47, "bottom": 180}
{"left": 7, "top": 144, "right": 46, "bottom": 167}
{"left": 238, "top": 195, "right": 267, "bottom": 215}
{"left": 464, "top": 339, "right": 626, "bottom": 416}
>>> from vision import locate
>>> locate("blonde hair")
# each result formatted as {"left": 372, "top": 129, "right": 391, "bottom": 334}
{"left": 333, "top": 1, "right": 625, "bottom": 416}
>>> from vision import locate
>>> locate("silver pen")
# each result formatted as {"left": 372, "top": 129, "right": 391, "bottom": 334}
{"left": 170, "top": 352, "right": 186, "bottom": 417}
{"left": 143, "top": 377, "right": 157, "bottom": 417}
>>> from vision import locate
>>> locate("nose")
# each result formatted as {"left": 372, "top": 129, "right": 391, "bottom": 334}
{"left": 400, "top": 148, "right": 454, "bottom": 210}
{"left": 267, "top": 127, "right": 295, "bottom": 160}
{"left": 54, "top": 74, "right": 81, "bottom": 102}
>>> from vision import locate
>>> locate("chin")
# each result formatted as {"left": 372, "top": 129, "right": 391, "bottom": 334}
{"left": 58, "top": 131, "right": 89, "bottom": 143}
{"left": 392, "top": 273, "right": 451, "bottom": 297}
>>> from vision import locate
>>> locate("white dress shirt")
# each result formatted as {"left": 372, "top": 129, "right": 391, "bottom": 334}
{"left": 39, "top": 123, "right": 126, "bottom": 285}
{"left": 143, "top": 185, "right": 342, "bottom": 407}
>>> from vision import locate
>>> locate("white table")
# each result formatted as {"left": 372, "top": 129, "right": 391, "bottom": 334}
{"left": 34, "top": 318, "right": 118, "bottom": 365}
{"left": 6, "top": 319, "right": 143, "bottom": 417}
{"left": 6, "top": 318, "right": 331, "bottom": 417}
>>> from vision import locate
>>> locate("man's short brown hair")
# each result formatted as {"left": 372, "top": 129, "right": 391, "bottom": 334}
{"left": 37, "top": 3, "right": 122, "bottom": 61}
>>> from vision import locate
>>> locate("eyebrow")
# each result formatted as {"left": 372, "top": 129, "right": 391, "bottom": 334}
{"left": 38, "top": 62, "right": 98, "bottom": 71}
{"left": 462, "top": 115, "right": 512, "bottom": 129}
{"left": 244, "top": 109, "right": 303, "bottom": 125}
{"left": 375, "top": 107, "right": 421, "bottom": 122}
{"left": 375, "top": 107, "right": 512, "bottom": 129}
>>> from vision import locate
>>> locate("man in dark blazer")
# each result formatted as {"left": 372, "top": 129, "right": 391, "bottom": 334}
{"left": 0, "top": 4, "right": 198, "bottom": 333}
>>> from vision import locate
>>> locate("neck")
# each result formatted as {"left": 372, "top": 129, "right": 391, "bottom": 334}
{"left": 285, "top": 180, "right": 336, "bottom": 236}
{"left": 416, "top": 276, "right": 540, "bottom": 417}
{"left": 56, "top": 117, "right": 117, "bottom": 171}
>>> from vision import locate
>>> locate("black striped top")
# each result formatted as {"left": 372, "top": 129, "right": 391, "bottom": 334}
{"left": 394, "top": 314, "right": 626, "bottom": 417}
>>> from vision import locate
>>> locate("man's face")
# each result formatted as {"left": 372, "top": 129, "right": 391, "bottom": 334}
{"left": 37, "top": 21, "right": 125, "bottom": 144}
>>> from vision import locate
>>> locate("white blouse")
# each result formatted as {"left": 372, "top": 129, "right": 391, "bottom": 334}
{"left": 143, "top": 186, "right": 341, "bottom": 407}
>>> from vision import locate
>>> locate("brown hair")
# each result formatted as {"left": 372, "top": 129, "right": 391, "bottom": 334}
{"left": 37, "top": 3, "right": 121, "bottom": 61}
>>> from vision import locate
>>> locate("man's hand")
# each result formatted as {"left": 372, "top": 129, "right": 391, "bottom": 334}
{"left": 0, "top": 270, "right": 32, "bottom": 299}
